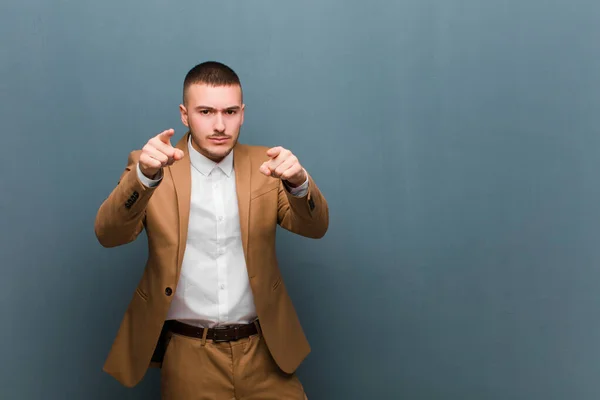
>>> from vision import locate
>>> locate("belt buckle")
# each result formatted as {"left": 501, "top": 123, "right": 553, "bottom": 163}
{"left": 212, "top": 325, "right": 240, "bottom": 343}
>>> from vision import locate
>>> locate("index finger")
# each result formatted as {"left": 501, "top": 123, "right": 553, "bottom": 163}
{"left": 157, "top": 129, "right": 175, "bottom": 144}
{"left": 266, "top": 146, "right": 283, "bottom": 158}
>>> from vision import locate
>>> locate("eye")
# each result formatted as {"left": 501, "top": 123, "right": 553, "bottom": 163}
{"left": 199, "top": 109, "right": 211, "bottom": 115}
{"left": 226, "top": 110, "right": 237, "bottom": 115}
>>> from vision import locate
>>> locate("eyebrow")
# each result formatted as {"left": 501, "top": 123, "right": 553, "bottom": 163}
{"left": 195, "top": 105, "right": 241, "bottom": 111}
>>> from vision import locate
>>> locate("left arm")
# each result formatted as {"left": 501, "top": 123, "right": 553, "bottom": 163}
{"left": 260, "top": 147, "right": 329, "bottom": 239}
{"left": 277, "top": 172, "right": 329, "bottom": 238}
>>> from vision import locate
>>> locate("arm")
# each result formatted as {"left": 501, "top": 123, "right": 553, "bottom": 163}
{"left": 95, "top": 129, "right": 181, "bottom": 247}
{"left": 277, "top": 171, "right": 329, "bottom": 239}
{"left": 94, "top": 151, "right": 159, "bottom": 247}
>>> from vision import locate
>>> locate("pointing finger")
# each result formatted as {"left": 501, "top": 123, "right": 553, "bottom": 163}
{"left": 157, "top": 129, "right": 175, "bottom": 144}
{"left": 266, "top": 146, "right": 282, "bottom": 158}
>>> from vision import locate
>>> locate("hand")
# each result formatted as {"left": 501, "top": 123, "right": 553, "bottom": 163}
{"left": 139, "top": 129, "right": 185, "bottom": 179}
{"left": 259, "top": 146, "right": 307, "bottom": 187}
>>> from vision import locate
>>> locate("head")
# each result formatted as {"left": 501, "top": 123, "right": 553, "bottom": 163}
{"left": 179, "top": 61, "right": 245, "bottom": 162}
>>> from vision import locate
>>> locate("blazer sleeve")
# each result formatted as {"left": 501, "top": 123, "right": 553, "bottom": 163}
{"left": 277, "top": 172, "right": 329, "bottom": 239}
{"left": 94, "top": 151, "right": 158, "bottom": 247}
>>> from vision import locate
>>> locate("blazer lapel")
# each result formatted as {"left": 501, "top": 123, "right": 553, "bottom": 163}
{"left": 233, "top": 144, "right": 251, "bottom": 263}
{"left": 168, "top": 132, "right": 192, "bottom": 277}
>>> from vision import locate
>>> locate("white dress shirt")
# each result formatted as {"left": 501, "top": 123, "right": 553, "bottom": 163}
{"left": 136, "top": 139, "right": 308, "bottom": 327}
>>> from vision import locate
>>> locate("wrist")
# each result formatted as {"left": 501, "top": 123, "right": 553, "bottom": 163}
{"left": 140, "top": 165, "right": 160, "bottom": 180}
{"left": 284, "top": 169, "right": 307, "bottom": 188}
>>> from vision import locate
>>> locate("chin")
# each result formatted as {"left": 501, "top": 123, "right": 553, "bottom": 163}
{"left": 205, "top": 146, "right": 233, "bottom": 161}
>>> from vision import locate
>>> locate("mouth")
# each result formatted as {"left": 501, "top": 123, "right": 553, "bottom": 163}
{"left": 208, "top": 137, "right": 230, "bottom": 145}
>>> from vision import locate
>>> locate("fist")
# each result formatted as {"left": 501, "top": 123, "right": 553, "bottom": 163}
{"left": 259, "top": 146, "right": 307, "bottom": 187}
{"left": 139, "top": 129, "right": 185, "bottom": 179}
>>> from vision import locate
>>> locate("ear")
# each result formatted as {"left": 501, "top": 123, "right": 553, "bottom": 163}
{"left": 179, "top": 104, "right": 189, "bottom": 127}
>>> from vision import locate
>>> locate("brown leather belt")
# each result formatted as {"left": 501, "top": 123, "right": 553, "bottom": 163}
{"left": 166, "top": 319, "right": 259, "bottom": 342}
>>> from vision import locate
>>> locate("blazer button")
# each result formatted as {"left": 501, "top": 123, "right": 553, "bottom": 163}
{"left": 165, "top": 287, "right": 172, "bottom": 296}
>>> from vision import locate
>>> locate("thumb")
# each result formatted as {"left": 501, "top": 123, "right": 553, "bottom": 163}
{"left": 173, "top": 149, "right": 185, "bottom": 161}
{"left": 259, "top": 162, "right": 271, "bottom": 176}
{"left": 266, "top": 146, "right": 282, "bottom": 158}
{"left": 158, "top": 129, "right": 175, "bottom": 144}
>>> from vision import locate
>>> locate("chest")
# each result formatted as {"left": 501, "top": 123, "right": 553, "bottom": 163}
{"left": 187, "top": 167, "right": 242, "bottom": 242}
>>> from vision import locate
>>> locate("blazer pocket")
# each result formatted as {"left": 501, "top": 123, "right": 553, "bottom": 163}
{"left": 250, "top": 182, "right": 279, "bottom": 200}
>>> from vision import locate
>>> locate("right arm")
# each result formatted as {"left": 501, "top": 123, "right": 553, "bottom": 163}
{"left": 94, "top": 129, "right": 183, "bottom": 248}
{"left": 94, "top": 151, "right": 158, "bottom": 247}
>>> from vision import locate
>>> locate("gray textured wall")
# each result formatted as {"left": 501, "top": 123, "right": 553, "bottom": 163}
{"left": 1, "top": 1, "right": 600, "bottom": 398}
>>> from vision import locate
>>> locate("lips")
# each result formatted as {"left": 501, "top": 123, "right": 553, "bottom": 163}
{"left": 208, "top": 137, "right": 230, "bottom": 144}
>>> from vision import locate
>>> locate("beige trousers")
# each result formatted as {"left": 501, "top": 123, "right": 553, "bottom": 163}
{"left": 160, "top": 330, "right": 308, "bottom": 400}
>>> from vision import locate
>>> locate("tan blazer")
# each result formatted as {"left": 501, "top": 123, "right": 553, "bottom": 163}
{"left": 95, "top": 132, "right": 329, "bottom": 388}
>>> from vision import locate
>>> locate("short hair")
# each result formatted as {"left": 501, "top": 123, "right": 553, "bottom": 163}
{"left": 183, "top": 61, "right": 242, "bottom": 103}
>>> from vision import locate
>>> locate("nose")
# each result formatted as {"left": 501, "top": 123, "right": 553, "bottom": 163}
{"left": 214, "top": 113, "right": 225, "bottom": 133}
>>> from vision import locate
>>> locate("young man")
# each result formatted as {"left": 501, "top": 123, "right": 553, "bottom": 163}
{"left": 95, "top": 61, "right": 329, "bottom": 399}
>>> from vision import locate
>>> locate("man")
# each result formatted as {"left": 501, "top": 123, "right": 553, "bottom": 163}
{"left": 95, "top": 61, "right": 329, "bottom": 399}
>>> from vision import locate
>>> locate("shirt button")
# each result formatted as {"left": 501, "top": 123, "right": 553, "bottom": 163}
{"left": 220, "top": 284, "right": 225, "bottom": 290}
{"left": 165, "top": 287, "right": 173, "bottom": 296}
{"left": 218, "top": 216, "right": 223, "bottom": 221}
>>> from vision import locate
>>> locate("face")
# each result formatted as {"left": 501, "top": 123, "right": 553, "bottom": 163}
{"left": 179, "top": 83, "right": 245, "bottom": 163}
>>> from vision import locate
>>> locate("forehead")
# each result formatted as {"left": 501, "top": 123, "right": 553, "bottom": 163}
{"left": 185, "top": 83, "right": 242, "bottom": 107}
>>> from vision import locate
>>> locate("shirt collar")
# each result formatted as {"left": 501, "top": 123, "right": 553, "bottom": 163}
{"left": 187, "top": 136, "right": 234, "bottom": 177}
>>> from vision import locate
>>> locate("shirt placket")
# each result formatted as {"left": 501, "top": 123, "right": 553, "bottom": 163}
{"left": 212, "top": 168, "right": 228, "bottom": 324}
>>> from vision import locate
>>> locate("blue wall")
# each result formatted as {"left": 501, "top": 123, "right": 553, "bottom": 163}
{"left": 1, "top": 1, "right": 600, "bottom": 399}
